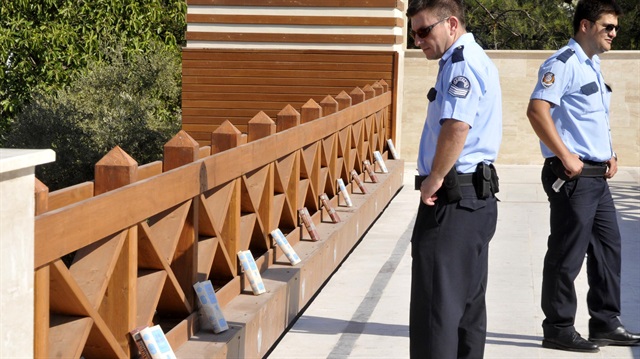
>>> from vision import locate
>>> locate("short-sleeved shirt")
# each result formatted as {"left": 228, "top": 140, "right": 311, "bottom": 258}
{"left": 530, "top": 38, "right": 613, "bottom": 162}
{"left": 417, "top": 33, "right": 503, "bottom": 176}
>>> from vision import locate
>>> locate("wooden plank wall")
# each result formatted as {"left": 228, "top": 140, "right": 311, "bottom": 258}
{"left": 182, "top": 50, "right": 398, "bottom": 146}
{"left": 182, "top": 0, "right": 405, "bottom": 147}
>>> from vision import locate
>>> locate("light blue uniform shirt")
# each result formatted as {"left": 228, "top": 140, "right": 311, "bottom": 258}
{"left": 417, "top": 33, "right": 503, "bottom": 175}
{"left": 530, "top": 38, "right": 613, "bottom": 162}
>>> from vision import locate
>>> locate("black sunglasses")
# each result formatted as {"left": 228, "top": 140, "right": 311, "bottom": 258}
{"left": 589, "top": 19, "right": 620, "bottom": 33}
{"left": 410, "top": 17, "right": 449, "bottom": 40}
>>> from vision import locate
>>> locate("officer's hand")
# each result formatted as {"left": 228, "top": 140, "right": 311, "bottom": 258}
{"left": 420, "top": 176, "right": 442, "bottom": 206}
{"left": 605, "top": 156, "right": 617, "bottom": 179}
{"left": 561, "top": 154, "right": 583, "bottom": 179}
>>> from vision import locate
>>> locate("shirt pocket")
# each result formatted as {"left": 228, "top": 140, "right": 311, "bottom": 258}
{"left": 580, "top": 81, "right": 599, "bottom": 96}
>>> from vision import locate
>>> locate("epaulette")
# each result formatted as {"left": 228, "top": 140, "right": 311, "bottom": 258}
{"left": 556, "top": 48, "right": 575, "bottom": 63}
{"left": 451, "top": 45, "right": 465, "bottom": 63}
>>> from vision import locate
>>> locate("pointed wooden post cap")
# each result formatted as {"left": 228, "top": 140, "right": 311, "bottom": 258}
{"left": 363, "top": 84, "right": 375, "bottom": 100}
{"left": 372, "top": 82, "right": 384, "bottom": 97}
{"left": 350, "top": 87, "right": 366, "bottom": 105}
{"left": 211, "top": 120, "right": 243, "bottom": 154}
{"left": 164, "top": 130, "right": 199, "bottom": 171}
{"left": 276, "top": 104, "right": 300, "bottom": 132}
{"left": 301, "top": 99, "right": 322, "bottom": 124}
{"left": 95, "top": 146, "right": 138, "bottom": 195}
{"left": 248, "top": 111, "right": 276, "bottom": 142}
{"left": 336, "top": 91, "right": 352, "bottom": 111}
{"left": 320, "top": 95, "right": 338, "bottom": 116}
{"left": 378, "top": 79, "right": 389, "bottom": 92}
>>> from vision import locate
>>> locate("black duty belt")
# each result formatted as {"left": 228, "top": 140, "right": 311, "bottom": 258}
{"left": 544, "top": 157, "right": 607, "bottom": 178}
{"left": 414, "top": 173, "right": 473, "bottom": 190}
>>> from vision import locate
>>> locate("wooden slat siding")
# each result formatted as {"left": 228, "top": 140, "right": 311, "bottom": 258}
{"left": 183, "top": 60, "right": 391, "bottom": 72}
{"left": 186, "top": 32, "right": 402, "bottom": 45}
{"left": 182, "top": 49, "right": 396, "bottom": 147}
{"left": 187, "top": 0, "right": 401, "bottom": 7}
{"left": 188, "top": 14, "right": 404, "bottom": 27}
{"left": 35, "top": 92, "right": 391, "bottom": 268}
{"left": 182, "top": 50, "right": 394, "bottom": 63}
{"left": 185, "top": 1, "right": 403, "bottom": 50}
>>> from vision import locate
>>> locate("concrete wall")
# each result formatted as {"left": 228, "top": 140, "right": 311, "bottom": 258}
{"left": 401, "top": 49, "right": 640, "bottom": 167}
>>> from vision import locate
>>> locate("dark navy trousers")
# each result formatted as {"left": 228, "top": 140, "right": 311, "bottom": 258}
{"left": 410, "top": 185, "right": 497, "bottom": 359}
{"left": 540, "top": 164, "right": 622, "bottom": 337}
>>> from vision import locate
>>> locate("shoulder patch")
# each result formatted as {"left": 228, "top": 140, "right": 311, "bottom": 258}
{"left": 541, "top": 72, "right": 555, "bottom": 88}
{"left": 448, "top": 76, "right": 470, "bottom": 98}
{"left": 556, "top": 48, "right": 575, "bottom": 63}
{"left": 451, "top": 45, "right": 465, "bottom": 63}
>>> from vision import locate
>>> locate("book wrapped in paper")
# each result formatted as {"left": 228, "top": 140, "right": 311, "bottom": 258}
{"left": 270, "top": 228, "right": 301, "bottom": 265}
{"left": 237, "top": 250, "right": 267, "bottom": 295}
{"left": 319, "top": 193, "right": 341, "bottom": 223}
{"left": 363, "top": 160, "right": 379, "bottom": 183}
{"left": 193, "top": 280, "right": 229, "bottom": 333}
{"left": 298, "top": 207, "right": 320, "bottom": 241}
{"left": 140, "top": 325, "right": 177, "bottom": 359}
{"left": 350, "top": 169, "right": 368, "bottom": 194}
{"left": 130, "top": 326, "right": 152, "bottom": 359}
{"left": 387, "top": 139, "right": 399, "bottom": 159}
{"left": 336, "top": 178, "right": 353, "bottom": 207}
{"left": 373, "top": 150, "right": 389, "bottom": 173}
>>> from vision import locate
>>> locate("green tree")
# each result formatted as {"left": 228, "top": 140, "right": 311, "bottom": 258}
{"left": 4, "top": 45, "right": 181, "bottom": 190}
{"left": 0, "top": 0, "right": 186, "bottom": 141}
{"left": 407, "top": 0, "right": 639, "bottom": 50}
{"left": 466, "top": 0, "right": 574, "bottom": 50}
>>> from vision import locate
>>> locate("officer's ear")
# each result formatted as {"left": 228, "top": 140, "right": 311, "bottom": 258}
{"left": 448, "top": 16, "right": 459, "bottom": 34}
{"left": 579, "top": 18, "right": 592, "bottom": 34}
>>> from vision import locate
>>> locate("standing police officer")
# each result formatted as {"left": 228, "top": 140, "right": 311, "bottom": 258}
{"left": 407, "top": 0, "right": 502, "bottom": 358}
{"left": 527, "top": 0, "right": 640, "bottom": 353}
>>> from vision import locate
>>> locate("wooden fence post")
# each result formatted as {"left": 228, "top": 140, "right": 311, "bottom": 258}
{"left": 211, "top": 120, "right": 246, "bottom": 154}
{"left": 320, "top": 95, "right": 339, "bottom": 116}
{"left": 164, "top": 130, "right": 199, "bottom": 172}
{"left": 301, "top": 99, "right": 322, "bottom": 124}
{"left": 276, "top": 105, "right": 300, "bottom": 132}
{"left": 379, "top": 79, "right": 389, "bottom": 92}
{"left": 335, "top": 91, "right": 352, "bottom": 111}
{"left": 33, "top": 179, "right": 49, "bottom": 359}
{"left": 93, "top": 146, "right": 137, "bottom": 354}
{"left": 248, "top": 111, "right": 276, "bottom": 142}
{"left": 94, "top": 146, "right": 138, "bottom": 195}
{"left": 351, "top": 87, "right": 366, "bottom": 104}
{"left": 372, "top": 82, "right": 384, "bottom": 97}
{"left": 164, "top": 131, "right": 199, "bottom": 310}
{"left": 363, "top": 84, "right": 375, "bottom": 100}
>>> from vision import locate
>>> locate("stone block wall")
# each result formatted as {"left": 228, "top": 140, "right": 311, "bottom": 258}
{"left": 401, "top": 50, "right": 640, "bottom": 167}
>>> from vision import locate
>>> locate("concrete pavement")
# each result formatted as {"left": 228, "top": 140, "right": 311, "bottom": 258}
{"left": 267, "top": 163, "right": 640, "bottom": 359}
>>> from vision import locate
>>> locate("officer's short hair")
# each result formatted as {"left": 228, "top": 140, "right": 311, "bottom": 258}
{"left": 573, "top": 0, "right": 623, "bottom": 35}
{"left": 407, "top": 0, "right": 466, "bottom": 28}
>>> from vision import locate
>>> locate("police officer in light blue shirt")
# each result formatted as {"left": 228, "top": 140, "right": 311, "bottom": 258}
{"left": 530, "top": 38, "right": 614, "bottom": 163}
{"left": 407, "top": 0, "right": 503, "bottom": 358}
{"left": 527, "top": 0, "right": 640, "bottom": 353}
{"left": 417, "top": 34, "right": 502, "bottom": 176}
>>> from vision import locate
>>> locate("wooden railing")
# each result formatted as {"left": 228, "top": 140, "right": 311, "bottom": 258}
{"left": 33, "top": 81, "right": 398, "bottom": 358}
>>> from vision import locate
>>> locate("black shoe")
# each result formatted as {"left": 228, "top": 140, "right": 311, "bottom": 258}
{"left": 589, "top": 326, "right": 640, "bottom": 346}
{"left": 542, "top": 331, "right": 599, "bottom": 353}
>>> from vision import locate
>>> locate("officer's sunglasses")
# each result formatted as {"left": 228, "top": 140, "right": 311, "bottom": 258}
{"left": 410, "top": 17, "right": 450, "bottom": 40}
{"left": 589, "top": 19, "right": 620, "bottom": 33}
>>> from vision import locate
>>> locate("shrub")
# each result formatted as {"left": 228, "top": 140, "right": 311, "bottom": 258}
{"left": 4, "top": 44, "right": 181, "bottom": 190}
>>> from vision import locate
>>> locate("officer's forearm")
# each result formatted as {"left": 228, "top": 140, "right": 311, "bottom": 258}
{"left": 431, "top": 119, "right": 470, "bottom": 180}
